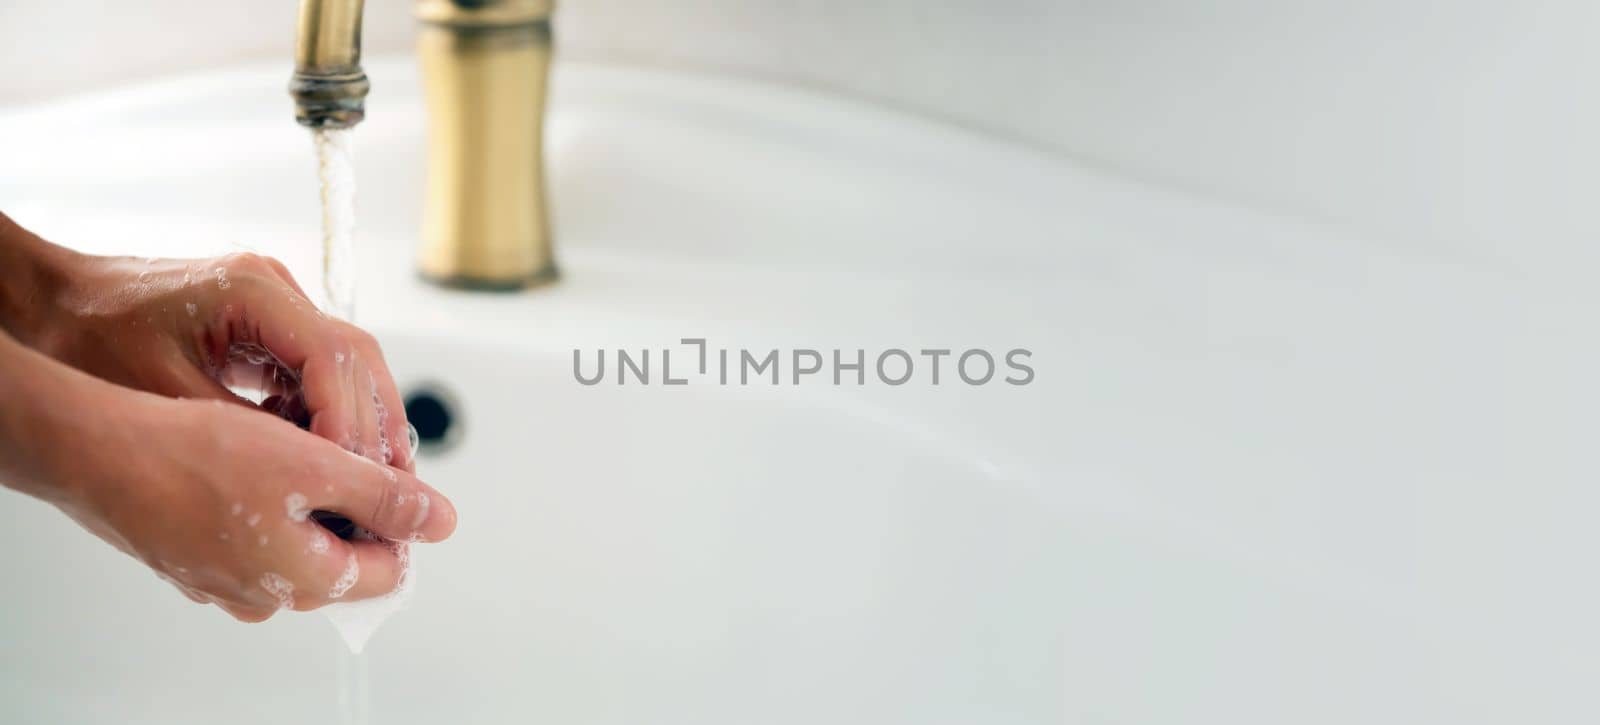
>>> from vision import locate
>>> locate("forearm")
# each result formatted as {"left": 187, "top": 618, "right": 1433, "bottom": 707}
{"left": 0, "top": 325, "right": 127, "bottom": 507}
{"left": 0, "top": 212, "right": 83, "bottom": 348}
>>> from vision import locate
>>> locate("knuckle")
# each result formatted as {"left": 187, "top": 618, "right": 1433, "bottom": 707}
{"left": 322, "top": 336, "right": 357, "bottom": 366}
{"left": 337, "top": 322, "right": 379, "bottom": 352}
{"left": 222, "top": 251, "right": 264, "bottom": 271}
{"left": 223, "top": 252, "right": 292, "bottom": 286}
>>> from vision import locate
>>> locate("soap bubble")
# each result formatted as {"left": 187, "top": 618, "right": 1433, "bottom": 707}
{"left": 412, "top": 492, "right": 430, "bottom": 530}
{"left": 259, "top": 572, "right": 295, "bottom": 610}
{"left": 285, "top": 492, "right": 310, "bottom": 522}
{"left": 329, "top": 552, "right": 359, "bottom": 599}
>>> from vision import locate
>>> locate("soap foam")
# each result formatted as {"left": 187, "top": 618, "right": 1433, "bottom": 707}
{"left": 285, "top": 492, "right": 311, "bottom": 522}
{"left": 328, "top": 552, "right": 359, "bottom": 599}
{"left": 321, "top": 536, "right": 414, "bottom": 654}
{"left": 260, "top": 572, "right": 295, "bottom": 610}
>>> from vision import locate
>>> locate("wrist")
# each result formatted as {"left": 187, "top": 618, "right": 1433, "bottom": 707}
{"left": 0, "top": 327, "right": 137, "bottom": 509}
{"left": 0, "top": 212, "right": 88, "bottom": 350}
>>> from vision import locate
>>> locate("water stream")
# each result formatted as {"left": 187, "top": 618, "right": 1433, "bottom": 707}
{"left": 313, "top": 129, "right": 358, "bottom": 321}
{"left": 312, "top": 126, "right": 380, "bottom": 725}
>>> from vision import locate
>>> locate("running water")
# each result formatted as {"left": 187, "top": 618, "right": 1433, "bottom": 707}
{"left": 313, "top": 129, "right": 358, "bottom": 321}
{"left": 310, "top": 127, "right": 416, "bottom": 723}
{"left": 336, "top": 644, "right": 372, "bottom": 725}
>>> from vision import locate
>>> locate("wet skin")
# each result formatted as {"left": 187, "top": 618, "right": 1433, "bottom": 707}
{"left": 0, "top": 212, "right": 457, "bottom": 621}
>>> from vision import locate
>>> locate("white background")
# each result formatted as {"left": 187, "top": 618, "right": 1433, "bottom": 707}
{"left": 1, "top": 0, "right": 1595, "bottom": 285}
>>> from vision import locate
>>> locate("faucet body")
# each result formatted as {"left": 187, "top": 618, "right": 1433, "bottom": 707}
{"left": 290, "top": 0, "right": 368, "bottom": 129}
{"left": 292, "top": 0, "right": 558, "bottom": 289}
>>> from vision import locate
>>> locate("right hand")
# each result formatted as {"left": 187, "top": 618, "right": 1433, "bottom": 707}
{"left": 55, "top": 390, "right": 457, "bottom": 622}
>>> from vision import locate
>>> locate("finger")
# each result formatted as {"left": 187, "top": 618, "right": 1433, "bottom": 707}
{"left": 204, "top": 257, "right": 400, "bottom": 461}
{"left": 310, "top": 332, "right": 361, "bottom": 454}
{"left": 350, "top": 351, "right": 384, "bottom": 463}
{"left": 164, "top": 364, "right": 262, "bottom": 411}
{"left": 316, "top": 449, "right": 456, "bottom": 543}
{"left": 261, "top": 256, "right": 312, "bottom": 300}
{"left": 282, "top": 533, "right": 359, "bottom": 609}
{"left": 338, "top": 537, "right": 411, "bottom": 602}
{"left": 158, "top": 572, "right": 209, "bottom": 604}
{"left": 216, "top": 600, "right": 275, "bottom": 623}
{"left": 287, "top": 534, "right": 408, "bottom": 608}
{"left": 343, "top": 322, "right": 412, "bottom": 471}
{"left": 207, "top": 272, "right": 361, "bottom": 451}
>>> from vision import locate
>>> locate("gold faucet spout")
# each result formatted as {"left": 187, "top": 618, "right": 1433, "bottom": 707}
{"left": 290, "top": 0, "right": 369, "bottom": 128}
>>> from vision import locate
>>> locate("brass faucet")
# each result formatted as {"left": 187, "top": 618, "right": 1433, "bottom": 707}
{"left": 290, "top": 0, "right": 558, "bottom": 290}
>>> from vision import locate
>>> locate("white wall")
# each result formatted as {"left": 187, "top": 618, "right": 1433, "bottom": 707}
{"left": 2, "top": 1, "right": 1594, "bottom": 279}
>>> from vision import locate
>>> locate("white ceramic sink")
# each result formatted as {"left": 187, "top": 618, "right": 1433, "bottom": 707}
{"left": 0, "top": 58, "right": 1593, "bottom": 724}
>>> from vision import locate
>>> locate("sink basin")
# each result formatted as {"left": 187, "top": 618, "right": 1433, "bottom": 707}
{"left": 0, "top": 57, "right": 1588, "bottom": 724}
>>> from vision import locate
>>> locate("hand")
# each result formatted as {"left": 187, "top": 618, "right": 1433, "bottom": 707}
{"left": 35, "top": 250, "right": 414, "bottom": 471}
{"left": 53, "top": 390, "right": 457, "bottom": 622}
